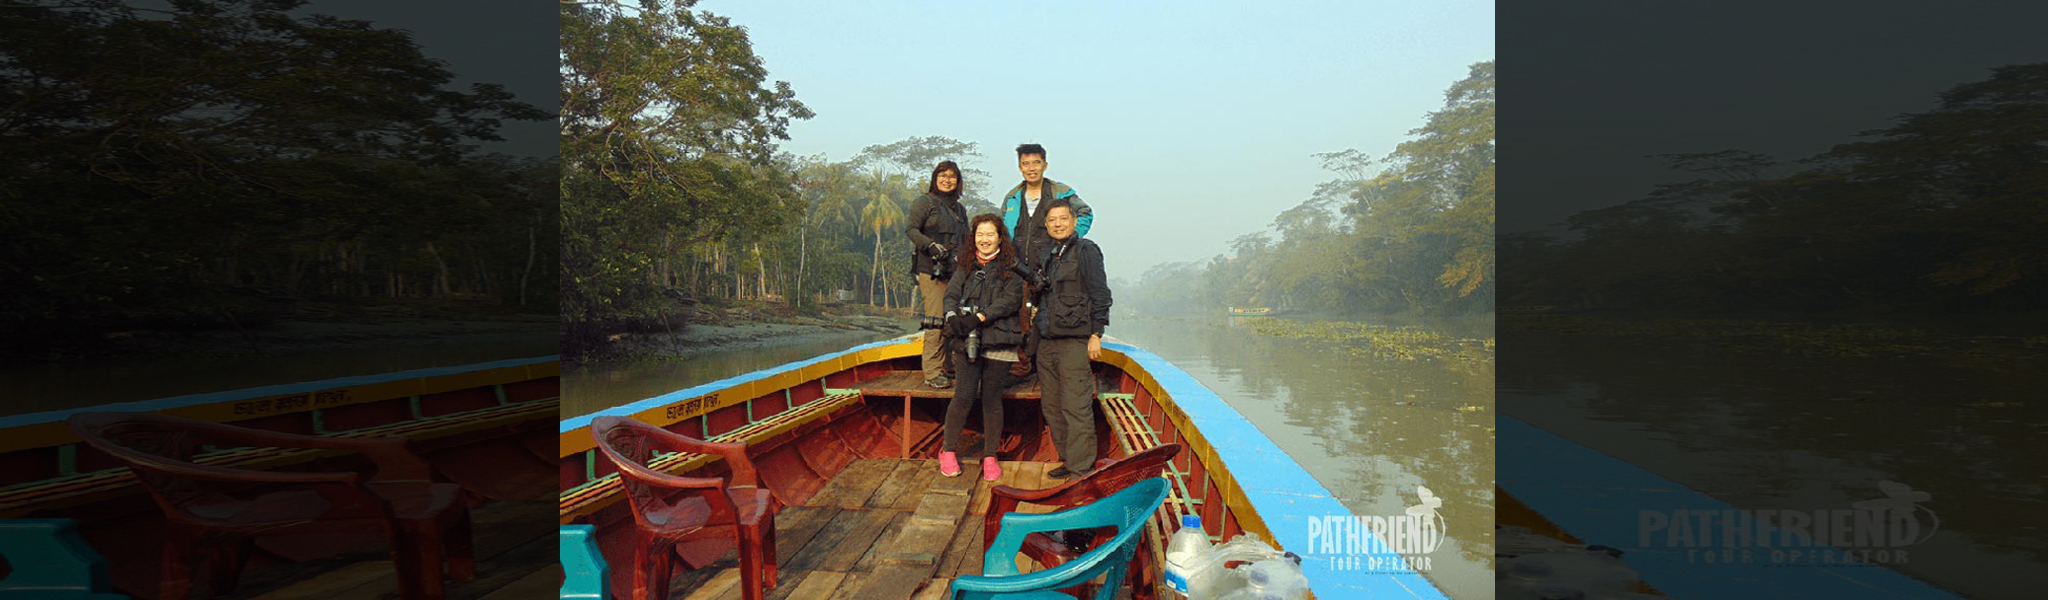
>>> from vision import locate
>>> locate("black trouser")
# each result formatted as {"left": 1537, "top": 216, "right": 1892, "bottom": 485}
{"left": 943, "top": 349, "right": 1014, "bottom": 457}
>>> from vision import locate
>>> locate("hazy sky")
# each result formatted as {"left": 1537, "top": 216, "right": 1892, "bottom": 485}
{"left": 709, "top": 0, "right": 1494, "bottom": 281}
{"left": 1502, "top": 1, "right": 2048, "bottom": 234}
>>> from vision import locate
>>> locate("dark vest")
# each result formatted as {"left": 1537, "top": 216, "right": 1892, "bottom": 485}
{"left": 1036, "top": 238, "right": 1098, "bottom": 339}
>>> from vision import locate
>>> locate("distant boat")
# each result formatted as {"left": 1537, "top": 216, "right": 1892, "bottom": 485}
{"left": 1227, "top": 307, "right": 1275, "bottom": 316}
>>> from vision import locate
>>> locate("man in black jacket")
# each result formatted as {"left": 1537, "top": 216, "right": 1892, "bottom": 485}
{"left": 906, "top": 162, "right": 969, "bottom": 388}
{"left": 1032, "top": 200, "right": 1112, "bottom": 479}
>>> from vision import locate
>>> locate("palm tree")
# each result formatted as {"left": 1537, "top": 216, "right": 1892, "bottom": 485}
{"left": 796, "top": 160, "right": 857, "bottom": 306}
{"left": 860, "top": 169, "right": 909, "bottom": 307}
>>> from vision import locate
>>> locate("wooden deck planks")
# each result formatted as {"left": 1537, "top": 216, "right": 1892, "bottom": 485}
{"left": 808, "top": 459, "right": 895, "bottom": 508}
{"left": 866, "top": 460, "right": 936, "bottom": 510}
{"left": 851, "top": 511, "right": 913, "bottom": 571}
{"left": 648, "top": 458, "right": 1124, "bottom": 600}
{"left": 771, "top": 505, "right": 838, "bottom": 565}
{"left": 234, "top": 499, "right": 557, "bottom": 600}
{"left": 782, "top": 570, "right": 851, "bottom": 600}
{"left": 812, "top": 509, "right": 905, "bottom": 573}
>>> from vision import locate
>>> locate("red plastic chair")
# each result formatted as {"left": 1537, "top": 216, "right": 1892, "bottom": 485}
{"left": 66, "top": 411, "right": 474, "bottom": 600}
{"left": 589, "top": 416, "right": 778, "bottom": 600}
{"left": 983, "top": 443, "right": 1183, "bottom": 600}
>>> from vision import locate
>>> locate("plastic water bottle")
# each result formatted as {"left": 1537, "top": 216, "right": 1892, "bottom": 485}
{"left": 1164, "top": 514, "right": 1212, "bottom": 598}
{"left": 1234, "top": 555, "right": 1307, "bottom": 600}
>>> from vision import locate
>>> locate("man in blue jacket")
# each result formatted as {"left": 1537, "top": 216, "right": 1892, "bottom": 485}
{"left": 1000, "top": 143, "right": 1092, "bottom": 262}
{"left": 1002, "top": 144, "right": 1092, "bottom": 381}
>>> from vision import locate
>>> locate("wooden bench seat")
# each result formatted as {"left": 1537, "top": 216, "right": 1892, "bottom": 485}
{"left": 558, "top": 391, "right": 866, "bottom": 521}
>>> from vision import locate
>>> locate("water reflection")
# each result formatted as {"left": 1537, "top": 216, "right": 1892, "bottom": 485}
{"left": 563, "top": 329, "right": 903, "bottom": 417}
{"left": 1116, "top": 316, "right": 1494, "bottom": 600}
{"left": 2, "top": 337, "right": 558, "bottom": 416}
{"left": 1500, "top": 325, "right": 2048, "bottom": 599}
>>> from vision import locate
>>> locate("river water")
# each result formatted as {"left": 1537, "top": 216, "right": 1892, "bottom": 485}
{"left": 566, "top": 315, "right": 1497, "bottom": 600}
{"left": 2, "top": 334, "right": 558, "bottom": 417}
{"left": 1500, "top": 319, "right": 2047, "bottom": 599}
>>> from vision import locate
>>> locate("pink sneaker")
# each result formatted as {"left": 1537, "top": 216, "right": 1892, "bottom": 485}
{"left": 938, "top": 451, "right": 961, "bottom": 477}
{"left": 981, "top": 457, "right": 1002, "bottom": 481}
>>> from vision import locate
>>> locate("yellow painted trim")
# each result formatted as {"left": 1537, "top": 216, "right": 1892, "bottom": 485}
{"left": 556, "top": 338, "right": 918, "bottom": 457}
{"left": 0, "top": 362, "right": 557, "bottom": 455}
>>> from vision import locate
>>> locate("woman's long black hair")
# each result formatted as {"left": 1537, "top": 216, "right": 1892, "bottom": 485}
{"left": 927, "top": 160, "right": 963, "bottom": 200}
{"left": 957, "top": 213, "right": 1015, "bottom": 275}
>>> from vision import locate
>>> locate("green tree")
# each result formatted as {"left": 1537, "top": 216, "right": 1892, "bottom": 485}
{"left": 860, "top": 169, "right": 910, "bottom": 307}
{"left": 2, "top": 0, "right": 551, "bottom": 348}
{"left": 559, "top": 0, "right": 811, "bottom": 346}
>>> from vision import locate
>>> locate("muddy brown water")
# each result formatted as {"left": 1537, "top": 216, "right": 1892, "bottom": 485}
{"left": 2, "top": 334, "right": 557, "bottom": 416}
{"left": 1500, "top": 322, "right": 2047, "bottom": 599}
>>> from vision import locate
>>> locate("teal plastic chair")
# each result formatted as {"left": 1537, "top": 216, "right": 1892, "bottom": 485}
{"left": 559, "top": 525, "right": 607, "bottom": 600}
{"left": 0, "top": 518, "right": 132, "bottom": 599}
{"left": 951, "top": 478, "right": 1169, "bottom": 600}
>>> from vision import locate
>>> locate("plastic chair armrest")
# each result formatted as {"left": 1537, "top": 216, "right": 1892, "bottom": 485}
{"left": 989, "top": 481, "right": 1076, "bottom": 504}
{"left": 983, "top": 505, "right": 1123, "bottom": 573}
{"left": 959, "top": 538, "right": 1124, "bottom": 593}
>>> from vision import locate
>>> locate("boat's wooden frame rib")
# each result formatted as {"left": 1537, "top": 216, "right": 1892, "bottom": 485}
{"left": 0, "top": 356, "right": 561, "bottom": 517}
{"left": 1499, "top": 415, "right": 1965, "bottom": 599}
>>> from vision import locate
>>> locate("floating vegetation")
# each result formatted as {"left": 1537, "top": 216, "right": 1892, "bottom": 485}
{"left": 1507, "top": 315, "right": 2048, "bottom": 359}
{"left": 1240, "top": 317, "right": 1494, "bottom": 363}
{"left": 1962, "top": 401, "right": 2025, "bottom": 408}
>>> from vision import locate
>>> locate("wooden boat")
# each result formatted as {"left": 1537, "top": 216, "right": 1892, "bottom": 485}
{"left": 1226, "top": 307, "right": 1274, "bottom": 316}
{"left": 559, "top": 335, "right": 1450, "bottom": 599}
{"left": 1497, "top": 416, "right": 1964, "bottom": 599}
{"left": 0, "top": 356, "right": 563, "bottom": 598}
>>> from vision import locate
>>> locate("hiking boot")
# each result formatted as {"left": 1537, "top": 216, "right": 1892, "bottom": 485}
{"left": 938, "top": 451, "right": 961, "bottom": 477}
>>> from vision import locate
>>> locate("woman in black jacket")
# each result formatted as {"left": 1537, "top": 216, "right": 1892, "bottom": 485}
{"left": 905, "top": 161, "right": 968, "bottom": 389}
{"left": 936, "top": 214, "right": 1027, "bottom": 481}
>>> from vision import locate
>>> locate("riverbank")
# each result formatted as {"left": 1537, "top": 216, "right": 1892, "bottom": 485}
{"left": 3, "top": 298, "right": 561, "bottom": 412}
{"left": 22, "top": 298, "right": 557, "bottom": 361}
{"left": 590, "top": 300, "right": 916, "bottom": 361}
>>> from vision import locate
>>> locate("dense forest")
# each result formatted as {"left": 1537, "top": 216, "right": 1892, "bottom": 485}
{"left": 1499, "top": 63, "right": 2048, "bottom": 314}
{"left": 2, "top": 0, "right": 557, "bottom": 356}
{"left": 561, "top": 1, "right": 1001, "bottom": 356}
{"left": 1123, "top": 62, "right": 1497, "bottom": 317}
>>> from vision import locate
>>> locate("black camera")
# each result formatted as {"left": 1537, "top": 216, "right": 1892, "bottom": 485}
{"left": 1012, "top": 263, "right": 1047, "bottom": 291}
{"left": 929, "top": 244, "right": 955, "bottom": 280}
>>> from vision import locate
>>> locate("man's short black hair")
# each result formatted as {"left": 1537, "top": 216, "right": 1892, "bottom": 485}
{"left": 1016, "top": 143, "right": 1047, "bottom": 160}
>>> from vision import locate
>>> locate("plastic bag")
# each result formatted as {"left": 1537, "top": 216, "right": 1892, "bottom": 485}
{"left": 1183, "top": 533, "right": 1303, "bottom": 600}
